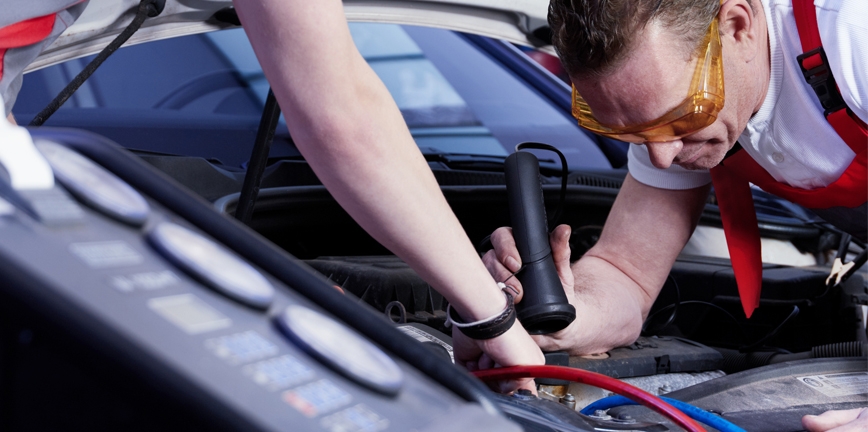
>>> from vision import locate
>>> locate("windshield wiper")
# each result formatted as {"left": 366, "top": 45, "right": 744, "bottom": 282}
{"left": 420, "top": 148, "right": 568, "bottom": 174}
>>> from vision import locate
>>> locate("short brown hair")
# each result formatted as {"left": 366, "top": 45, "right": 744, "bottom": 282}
{"left": 549, "top": 0, "right": 721, "bottom": 78}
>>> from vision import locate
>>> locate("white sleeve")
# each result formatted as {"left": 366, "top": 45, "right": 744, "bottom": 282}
{"left": 627, "top": 145, "right": 712, "bottom": 190}
{"left": 818, "top": 0, "right": 868, "bottom": 124}
{"left": 0, "top": 1, "right": 87, "bottom": 115}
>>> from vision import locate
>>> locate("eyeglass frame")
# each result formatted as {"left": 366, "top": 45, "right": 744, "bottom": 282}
{"left": 570, "top": 17, "right": 725, "bottom": 144}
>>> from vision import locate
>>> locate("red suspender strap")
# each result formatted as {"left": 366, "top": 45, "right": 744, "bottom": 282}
{"left": 729, "top": 148, "right": 866, "bottom": 209}
{"left": 828, "top": 109, "right": 868, "bottom": 153}
{"left": 793, "top": 0, "right": 868, "bottom": 152}
{"left": 709, "top": 164, "right": 763, "bottom": 318}
{"left": 792, "top": 0, "right": 822, "bottom": 63}
{"left": 712, "top": 1, "right": 867, "bottom": 319}
{"left": 0, "top": 14, "right": 57, "bottom": 83}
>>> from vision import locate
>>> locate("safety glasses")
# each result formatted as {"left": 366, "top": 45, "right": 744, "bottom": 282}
{"left": 571, "top": 18, "right": 724, "bottom": 143}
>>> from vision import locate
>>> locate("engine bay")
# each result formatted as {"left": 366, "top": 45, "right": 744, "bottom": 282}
{"left": 0, "top": 131, "right": 864, "bottom": 432}
{"left": 197, "top": 154, "right": 868, "bottom": 431}
{"left": 5, "top": 4, "right": 865, "bottom": 429}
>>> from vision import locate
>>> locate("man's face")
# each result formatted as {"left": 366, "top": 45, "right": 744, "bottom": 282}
{"left": 573, "top": 21, "right": 756, "bottom": 171}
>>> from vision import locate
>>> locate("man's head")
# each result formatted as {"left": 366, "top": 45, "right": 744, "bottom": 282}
{"left": 550, "top": 0, "right": 769, "bottom": 170}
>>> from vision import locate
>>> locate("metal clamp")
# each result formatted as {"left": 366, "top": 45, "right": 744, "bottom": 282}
{"left": 826, "top": 234, "right": 868, "bottom": 287}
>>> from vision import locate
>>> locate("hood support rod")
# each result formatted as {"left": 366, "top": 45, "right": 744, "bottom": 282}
{"left": 235, "top": 89, "right": 281, "bottom": 224}
{"left": 30, "top": 0, "right": 165, "bottom": 126}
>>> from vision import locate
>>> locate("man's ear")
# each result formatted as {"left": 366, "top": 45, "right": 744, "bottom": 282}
{"left": 719, "top": 0, "right": 762, "bottom": 63}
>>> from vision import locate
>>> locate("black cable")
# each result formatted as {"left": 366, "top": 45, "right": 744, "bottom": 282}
{"left": 642, "top": 300, "right": 747, "bottom": 341}
{"left": 739, "top": 305, "right": 800, "bottom": 353}
{"left": 29, "top": 0, "right": 165, "bottom": 126}
{"left": 514, "top": 142, "right": 568, "bottom": 228}
{"left": 235, "top": 89, "right": 281, "bottom": 223}
{"left": 641, "top": 275, "right": 681, "bottom": 335}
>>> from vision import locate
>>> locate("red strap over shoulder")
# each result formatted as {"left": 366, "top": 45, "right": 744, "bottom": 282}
{"left": 0, "top": 14, "right": 57, "bottom": 83}
{"left": 792, "top": 0, "right": 867, "bottom": 152}
{"left": 792, "top": 0, "right": 823, "bottom": 68}
{"left": 713, "top": 1, "right": 867, "bottom": 319}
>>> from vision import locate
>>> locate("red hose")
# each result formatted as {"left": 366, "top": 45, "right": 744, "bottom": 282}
{"left": 472, "top": 365, "right": 705, "bottom": 432}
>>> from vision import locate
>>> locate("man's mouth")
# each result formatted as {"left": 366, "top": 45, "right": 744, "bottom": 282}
{"left": 676, "top": 146, "right": 704, "bottom": 165}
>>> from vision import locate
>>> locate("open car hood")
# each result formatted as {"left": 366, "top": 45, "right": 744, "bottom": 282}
{"left": 28, "top": 0, "right": 551, "bottom": 72}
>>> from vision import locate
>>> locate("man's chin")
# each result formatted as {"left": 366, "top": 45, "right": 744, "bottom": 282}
{"left": 675, "top": 160, "right": 715, "bottom": 171}
{"left": 676, "top": 153, "right": 728, "bottom": 171}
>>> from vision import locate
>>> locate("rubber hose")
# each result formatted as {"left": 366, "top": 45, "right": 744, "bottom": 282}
{"left": 472, "top": 365, "right": 705, "bottom": 432}
{"left": 718, "top": 341, "right": 868, "bottom": 372}
{"left": 769, "top": 341, "right": 868, "bottom": 364}
{"left": 812, "top": 341, "right": 867, "bottom": 358}
{"left": 581, "top": 395, "right": 746, "bottom": 432}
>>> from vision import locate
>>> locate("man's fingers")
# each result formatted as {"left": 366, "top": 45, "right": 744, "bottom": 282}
{"left": 482, "top": 249, "right": 524, "bottom": 303}
{"left": 490, "top": 227, "right": 522, "bottom": 272}
{"left": 550, "top": 225, "right": 572, "bottom": 261}
{"left": 549, "top": 224, "right": 574, "bottom": 288}
{"left": 478, "top": 353, "right": 495, "bottom": 371}
{"left": 803, "top": 408, "right": 868, "bottom": 432}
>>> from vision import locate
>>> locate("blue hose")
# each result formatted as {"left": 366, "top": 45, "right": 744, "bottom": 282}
{"left": 580, "top": 395, "right": 746, "bottom": 432}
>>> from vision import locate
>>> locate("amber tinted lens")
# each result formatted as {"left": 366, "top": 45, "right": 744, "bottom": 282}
{"left": 576, "top": 94, "right": 719, "bottom": 143}
{"left": 571, "top": 18, "right": 723, "bottom": 142}
{"left": 607, "top": 111, "right": 717, "bottom": 143}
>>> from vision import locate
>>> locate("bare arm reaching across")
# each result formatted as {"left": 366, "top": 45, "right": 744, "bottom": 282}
{"left": 231, "top": 0, "right": 543, "bottom": 391}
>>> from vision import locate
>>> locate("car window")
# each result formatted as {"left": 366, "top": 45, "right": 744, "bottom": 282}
{"left": 349, "top": 24, "right": 478, "bottom": 128}
{"left": 17, "top": 24, "right": 609, "bottom": 169}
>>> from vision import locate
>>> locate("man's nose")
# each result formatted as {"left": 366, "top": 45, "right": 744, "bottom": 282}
{"left": 645, "top": 140, "right": 683, "bottom": 169}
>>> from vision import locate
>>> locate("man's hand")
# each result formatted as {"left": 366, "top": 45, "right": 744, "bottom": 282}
{"left": 803, "top": 408, "right": 868, "bottom": 432}
{"left": 482, "top": 224, "right": 586, "bottom": 353}
{"left": 483, "top": 223, "right": 647, "bottom": 355}
{"left": 483, "top": 176, "right": 710, "bottom": 355}
{"left": 452, "top": 320, "right": 545, "bottom": 394}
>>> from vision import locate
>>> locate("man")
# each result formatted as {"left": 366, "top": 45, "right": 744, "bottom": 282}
{"left": 0, "top": 0, "right": 544, "bottom": 393}
{"left": 485, "top": 0, "right": 865, "bottom": 429}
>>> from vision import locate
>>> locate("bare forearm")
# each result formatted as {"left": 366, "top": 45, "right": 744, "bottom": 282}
{"left": 232, "top": 0, "right": 505, "bottom": 320}
{"left": 573, "top": 177, "right": 708, "bottom": 348}
{"left": 553, "top": 176, "right": 710, "bottom": 354}
{"left": 564, "top": 255, "right": 648, "bottom": 354}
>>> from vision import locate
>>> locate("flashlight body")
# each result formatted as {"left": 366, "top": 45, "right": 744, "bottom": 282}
{"left": 504, "top": 151, "right": 576, "bottom": 334}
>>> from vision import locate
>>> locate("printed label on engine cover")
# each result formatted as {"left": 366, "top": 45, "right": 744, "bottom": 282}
{"left": 796, "top": 372, "right": 868, "bottom": 398}
{"left": 397, "top": 325, "right": 454, "bottom": 363}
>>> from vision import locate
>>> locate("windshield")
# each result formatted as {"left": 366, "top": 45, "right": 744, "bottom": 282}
{"left": 16, "top": 23, "right": 609, "bottom": 169}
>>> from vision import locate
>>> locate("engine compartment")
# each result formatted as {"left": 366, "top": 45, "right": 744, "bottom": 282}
{"left": 0, "top": 133, "right": 863, "bottom": 431}
{"left": 200, "top": 163, "right": 868, "bottom": 431}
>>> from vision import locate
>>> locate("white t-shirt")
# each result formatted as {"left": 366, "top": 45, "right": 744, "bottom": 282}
{"left": 628, "top": 0, "right": 868, "bottom": 191}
